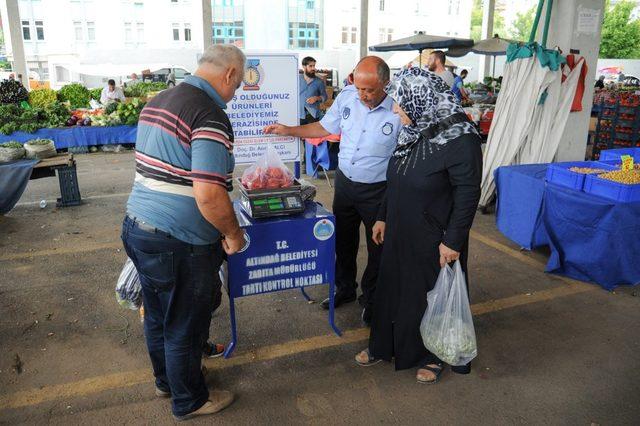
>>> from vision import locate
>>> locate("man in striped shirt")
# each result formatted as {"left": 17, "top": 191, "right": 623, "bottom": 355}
{"left": 121, "top": 45, "right": 246, "bottom": 421}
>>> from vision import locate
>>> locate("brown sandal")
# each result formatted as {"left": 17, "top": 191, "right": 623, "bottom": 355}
{"left": 416, "top": 363, "right": 443, "bottom": 384}
{"left": 355, "top": 349, "right": 382, "bottom": 366}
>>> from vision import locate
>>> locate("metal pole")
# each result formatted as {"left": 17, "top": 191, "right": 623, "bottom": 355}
{"left": 2, "top": 0, "right": 29, "bottom": 88}
{"left": 201, "top": 0, "right": 213, "bottom": 50}
{"left": 479, "top": 0, "right": 496, "bottom": 81}
{"left": 359, "top": 0, "right": 369, "bottom": 59}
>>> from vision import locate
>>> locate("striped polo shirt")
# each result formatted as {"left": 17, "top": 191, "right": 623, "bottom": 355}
{"left": 126, "top": 75, "right": 235, "bottom": 245}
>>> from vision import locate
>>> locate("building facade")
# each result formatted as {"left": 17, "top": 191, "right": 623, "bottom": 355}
{"left": 1, "top": 0, "right": 472, "bottom": 89}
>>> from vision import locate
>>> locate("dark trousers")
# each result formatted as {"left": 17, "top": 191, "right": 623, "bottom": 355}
{"left": 333, "top": 169, "right": 386, "bottom": 308}
{"left": 121, "top": 216, "right": 224, "bottom": 417}
{"left": 300, "top": 112, "right": 319, "bottom": 125}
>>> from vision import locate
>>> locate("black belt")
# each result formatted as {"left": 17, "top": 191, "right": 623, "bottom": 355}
{"left": 419, "top": 112, "right": 470, "bottom": 141}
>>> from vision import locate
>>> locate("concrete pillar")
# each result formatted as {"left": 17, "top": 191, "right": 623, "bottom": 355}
{"left": 201, "top": 0, "right": 213, "bottom": 50}
{"left": 478, "top": 0, "right": 495, "bottom": 81}
{"left": 359, "top": 0, "right": 368, "bottom": 59}
{"left": 1, "top": 0, "right": 29, "bottom": 87}
{"left": 543, "top": 0, "right": 605, "bottom": 161}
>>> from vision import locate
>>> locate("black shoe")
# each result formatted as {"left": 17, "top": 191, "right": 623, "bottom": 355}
{"left": 320, "top": 291, "right": 357, "bottom": 310}
{"left": 361, "top": 306, "right": 372, "bottom": 326}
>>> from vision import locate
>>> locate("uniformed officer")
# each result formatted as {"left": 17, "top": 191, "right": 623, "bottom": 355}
{"left": 264, "top": 56, "right": 401, "bottom": 325}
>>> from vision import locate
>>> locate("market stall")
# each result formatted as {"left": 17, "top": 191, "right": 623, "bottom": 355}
{"left": 495, "top": 148, "right": 640, "bottom": 290}
{"left": 0, "top": 125, "right": 137, "bottom": 149}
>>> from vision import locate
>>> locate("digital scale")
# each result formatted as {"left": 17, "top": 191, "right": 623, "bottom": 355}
{"left": 237, "top": 178, "right": 306, "bottom": 219}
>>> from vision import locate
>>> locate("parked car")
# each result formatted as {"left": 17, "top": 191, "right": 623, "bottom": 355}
{"left": 141, "top": 66, "right": 190, "bottom": 86}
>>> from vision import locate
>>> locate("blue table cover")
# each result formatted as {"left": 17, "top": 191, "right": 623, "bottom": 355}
{"left": 543, "top": 183, "right": 640, "bottom": 290}
{"left": 0, "top": 126, "right": 137, "bottom": 149}
{"left": 495, "top": 164, "right": 549, "bottom": 249}
{"left": 495, "top": 164, "right": 640, "bottom": 290}
{"left": 0, "top": 159, "right": 38, "bottom": 214}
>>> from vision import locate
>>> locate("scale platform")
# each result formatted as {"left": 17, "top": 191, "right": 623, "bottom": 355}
{"left": 237, "top": 178, "right": 305, "bottom": 219}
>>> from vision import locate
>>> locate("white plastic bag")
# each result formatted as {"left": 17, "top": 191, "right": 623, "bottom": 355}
{"left": 420, "top": 260, "right": 477, "bottom": 366}
{"left": 115, "top": 257, "right": 142, "bottom": 310}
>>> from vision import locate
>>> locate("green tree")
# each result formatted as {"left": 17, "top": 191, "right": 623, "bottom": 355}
{"left": 470, "top": 0, "right": 506, "bottom": 41}
{"left": 508, "top": 6, "right": 536, "bottom": 42}
{"left": 599, "top": 0, "right": 640, "bottom": 59}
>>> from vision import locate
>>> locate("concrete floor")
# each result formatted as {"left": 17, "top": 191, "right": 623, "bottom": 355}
{"left": 0, "top": 152, "right": 639, "bottom": 425}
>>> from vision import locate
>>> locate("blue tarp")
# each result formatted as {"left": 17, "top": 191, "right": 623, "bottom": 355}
{"left": 495, "top": 164, "right": 549, "bottom": 249}
{"left": 0, "top": 126, "right": 137, "bottom": 149}
{"left": 495, "top": 164, "right": 640, "bottom": 290}
{"left": 0, "top": 159, "right": 38, "bottom": 214}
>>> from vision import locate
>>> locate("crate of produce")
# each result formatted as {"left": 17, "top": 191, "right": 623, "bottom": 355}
{"left": 584, "top": 170, "right": 640, "bottom": 202}
{"left": 545, "top": 161, "right": 617, "bottom": 190}
{"left": 598, "top": 148, "right": 640, "bottom": 162}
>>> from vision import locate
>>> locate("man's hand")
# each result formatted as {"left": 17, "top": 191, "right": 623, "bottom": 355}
{"left": 306, "top": 96, "right": 320, "bottom": 104}
{"left": 439, "top": 243, "right": 460, "bottom": 267}
{"left": 372, "top": 221, "right": 386, "bottom": 245}
{"left": 263, "top": 123, "right": 291, "bottom": 136}
{"left": 222, "top": 228, "right": 246, "bottom": 255}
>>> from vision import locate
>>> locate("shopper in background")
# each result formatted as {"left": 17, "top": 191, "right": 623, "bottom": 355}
{"left": 100, "top": 79, "right": 125, "bottom": 104}
{"left": 594, "top": 75, "right": 605, "bottom": 90}
{"left": 299, "top": 56, "right": 328, "bottom": 124}
{"left": 427, "top": 50, "right": 455, "bottom": 89}
{"left": 122, "top": 44, "right": 247, "bottom": 421}
{"left": 451, "top": 69, "right": 470, "bottom": 103}
{"left": 264, "top": 56, "right": 401, "bottom": 326}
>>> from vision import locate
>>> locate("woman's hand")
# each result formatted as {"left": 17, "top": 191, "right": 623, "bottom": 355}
{"left": 372, "top": 221, "right": 386, "bottom": 245}
{"left": 439, "top": 243, "right": 460, "bottom": 267}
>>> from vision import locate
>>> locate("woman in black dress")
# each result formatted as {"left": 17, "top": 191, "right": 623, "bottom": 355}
{"left": 354, "top": 67, "right": 482, "bottom": 383}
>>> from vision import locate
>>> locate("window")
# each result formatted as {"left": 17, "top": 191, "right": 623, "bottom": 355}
{"left": 172, "top": 23, "right": 180, "bottom": 40}
{"left": 212, "top": 21, "right": 244, "bottom": 47}
{"left": 341, "top": 26, "right": 357, "bottom": 45}
{"left": 136, "top": 22, "right": 144, "bottom": 42}
{"left": 74, "top": 21, "right": 83, "bottom": 41}
{"left": 35, "top": 20, "right": 45, "bottom": 41}
{"left": 288, "top": 22, "right": 319, "bottom": 49}
{"left": 379, "top": 0, "right": 384, "bottom": 11}
{"left": 124, "top": 22, "right": 133, "bottom": 42}
{"left": 87, "top": 22, "right": 96, "bottom": 41}
{"left": 448, "top": 0, "right": 460, "bottom": 15}
{"left": 184, "top": 24, "right": 192, "bottom": 41}
{"left": 214, "top": 0, "right": 235, "bottom": 5}
{"left": 378, "top": 28, "right": 393, "bottom": 43}
{"left": 306, "top": 0, "right": 314, "bottom": 9}
{"left": 174, "top": 68, "right": 188, "bottom": 79}
{"left": 22, "top": 20, "right": 31, "bottom": 41}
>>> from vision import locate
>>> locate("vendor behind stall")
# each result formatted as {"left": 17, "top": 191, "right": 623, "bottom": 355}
{"left": 100, "top": 79, "right": 125, "bottom": 104}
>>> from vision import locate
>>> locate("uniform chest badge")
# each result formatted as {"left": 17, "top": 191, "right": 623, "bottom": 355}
{"left": 382, "top": 122, "right": 394, "bottom": 135}
{"left": 342, "top": 107, "right": 351, "bottom": 120}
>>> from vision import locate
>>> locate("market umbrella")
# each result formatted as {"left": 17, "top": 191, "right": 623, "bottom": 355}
{"left": 369, "top": 32, "right": 473, "bottom": 66}
{"left": 446, "top": 34, "right": 515, "bottom": 78}
{"left": 479, "top": 0, "right": 584, "bottom": 207}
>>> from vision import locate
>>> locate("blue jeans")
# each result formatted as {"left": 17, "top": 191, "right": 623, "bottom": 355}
{"left": 121, "top": 215, "right": 223, "bottom": 416}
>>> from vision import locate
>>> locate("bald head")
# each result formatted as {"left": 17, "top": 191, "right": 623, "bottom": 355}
{"left": 354, "top": 56, "right": 390, "bottom": 84}
{"left": 195, "top": 44, "right": 246, "bottom": 103}
{"left": 353, "top": 56, "right": 390, "bottom": 109}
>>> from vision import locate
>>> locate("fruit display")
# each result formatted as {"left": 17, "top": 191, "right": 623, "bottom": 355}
{"left": 568, "top": 167, "right": 608, "bottom": 174}
{"left": 598, "top": 169, "right": 640, "bottom": 184}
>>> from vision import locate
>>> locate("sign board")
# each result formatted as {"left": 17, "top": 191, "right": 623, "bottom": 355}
{"left": 227, "top": 53, "right": 300, "bottom": 165}
{"left": 227, "top": 202, "right": 335, "bottom": 298}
